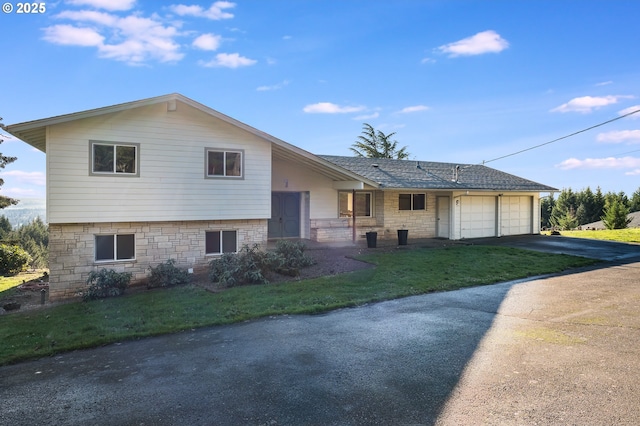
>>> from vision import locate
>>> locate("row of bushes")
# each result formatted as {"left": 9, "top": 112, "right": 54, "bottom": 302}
{"left": 84, "top": 240, "right": 315, "bottom": 300}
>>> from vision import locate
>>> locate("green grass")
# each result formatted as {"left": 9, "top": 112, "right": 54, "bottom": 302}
{"left": 0, "top": 246, "right": 598, "bottom": 366}
{"left": 544, "top": 228, "right": 640, "bottom": 243}
{"left": 0, "top": 270, "right": 47, "bottom": 293}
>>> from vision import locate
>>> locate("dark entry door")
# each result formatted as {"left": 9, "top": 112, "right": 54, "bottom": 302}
{"left": 268, "top": 192, "right": 300, "bottom": 238}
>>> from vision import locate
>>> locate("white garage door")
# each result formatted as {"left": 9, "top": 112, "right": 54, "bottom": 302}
{"left": 460, "top": 196, "right": 496, "bottom": 239}
{"left": 501, "top": 196, "right": 532, "bottom": 236}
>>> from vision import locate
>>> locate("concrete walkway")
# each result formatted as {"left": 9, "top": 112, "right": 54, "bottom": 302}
{"left": 1, "top": 237, "right": 639, "bottom": 425}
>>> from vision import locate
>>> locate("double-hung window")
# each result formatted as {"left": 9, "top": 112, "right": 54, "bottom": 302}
{"left": 95, "top": 234, "right": 135, "bottom": 262}
{"left": 205, "top": 230, "right": 238, "bottom": 254}
{"left": 399, "top": 193, "right": 426, "bottom": 211}
{"left": 338, "top": 191, "right": 372, "bottom": 217}
{"left": 90, "top": 141, "right": 139, "bottom": 176}
{"left": 206, "top": 149, "right": 243, "bottom": 178}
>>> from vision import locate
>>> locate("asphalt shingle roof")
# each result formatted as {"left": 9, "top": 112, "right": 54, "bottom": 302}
{"left": 319, "top": 155, "right": 557, "bottom": 192}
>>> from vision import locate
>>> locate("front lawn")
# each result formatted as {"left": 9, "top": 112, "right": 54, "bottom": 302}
{"left": 0, "top": 245, "right": 598, "bottom": 366}
{"left": 543, "top": 228, "right": 640, "bottom": 243}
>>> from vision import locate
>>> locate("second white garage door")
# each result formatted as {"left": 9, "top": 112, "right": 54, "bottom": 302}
{"left": 460, "top": 196, "right": 496, "bottom": 239}
{"left": 501, "top": 196, "right": 532, "bottom": 236}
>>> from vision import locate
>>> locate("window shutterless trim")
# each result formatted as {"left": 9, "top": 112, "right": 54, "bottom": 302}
{"left": 204, "top": 148, "right": 245, "bottom": 179}
{"left": 205, "top": 230, "right": 238, "bottom": 255}
{"left": 89, "top": 140, "right": 140, "bottom": 177}
{"left": 94, "top": 234, "right": 136, "bottom": 262}
{"left": 399, "top": 193, "right": 427, "bottom": 211}
{"left": 338, "top": 191, "right": 373, "bottom": 218}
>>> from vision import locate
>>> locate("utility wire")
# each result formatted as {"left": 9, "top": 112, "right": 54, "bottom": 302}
{"left": 481, "top": 108, "right": 640, "bottom": 165}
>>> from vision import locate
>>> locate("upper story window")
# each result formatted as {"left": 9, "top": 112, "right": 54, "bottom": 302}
{"left": 399, "top": 193, "right": 426, "bottom": 211}
{"left": 206, "top": 149, "right": 243, "bottom": 178}
{"left": 90, "top": 141, "right": 139, "bottom": 176}
{"left": 339, "top": 191, "right": 372, "bottom": 217}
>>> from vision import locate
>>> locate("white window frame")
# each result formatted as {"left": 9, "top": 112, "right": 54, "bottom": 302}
{"left": 89, "top": 141, "right": 140, "bottom": 177}
{"left": 94, "top": 234, "right": 136, "bottom": 262}
{"left": 399, "top": 193, "right": 427, "bottom": 211}
{"left": 338, "top": 191, "right": 373, "bottom": 218}
{"left": 205, "top": 148, "right": 244, "bottom": 179}
{"left": 205, "top": 230, "right": 238, "bottom": 255}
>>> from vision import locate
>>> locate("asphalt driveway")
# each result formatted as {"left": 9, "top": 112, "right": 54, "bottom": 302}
{"left": 1, "top": 236, "right": 639, "bottom": 425}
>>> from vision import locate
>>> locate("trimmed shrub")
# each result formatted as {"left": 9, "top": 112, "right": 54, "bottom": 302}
{"left": 208, "top": 241, "right": 316, "bottom": 288}
{"left": 0, "top": 243, "right": 32, "bottom": 275}
{"left": 83, "top": 269, "right": 132, "bottom": 301}
{"left": 273, "top": 240, "right": 315, "bottom": 270}
{"left": 147, "top": 259, "right": 191, "bottom": 288}
{"left": 209, "top": 244, "right": 269, "bottom": 288}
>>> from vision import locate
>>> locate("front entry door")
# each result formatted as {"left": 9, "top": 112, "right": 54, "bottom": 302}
{"left": 268, "top": 192, "right": 300, "bottom": 238}
{"left": 436, "top": 196, "right": 450, "bottom": 238}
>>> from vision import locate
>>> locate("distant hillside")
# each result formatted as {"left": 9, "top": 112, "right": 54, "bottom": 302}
{"left": 1, "top": 198, "right": 46, "bottom": 228}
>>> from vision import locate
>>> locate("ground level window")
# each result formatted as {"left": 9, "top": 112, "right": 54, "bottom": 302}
{"left": 399, "top": 193, "right": 426, "bottom": 211}
{"left": 206, "top": 230, "right": 238, "bottom": 254}
{"left": 95, "top": 234, "right": 135, "bottom": 261}
{"left": 339, "top": 191, "right": 372, "bottom": 217}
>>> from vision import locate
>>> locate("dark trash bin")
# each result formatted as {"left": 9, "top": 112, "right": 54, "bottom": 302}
{"left": 366, "top": 231, "right": 377, "bottom": 248}
{"left": 397, "top": 229, "right": 408, "bottom": 245}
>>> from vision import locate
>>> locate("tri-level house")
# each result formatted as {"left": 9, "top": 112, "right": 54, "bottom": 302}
{"left": 6, "top": 93, "right": 556, "bottom": 300}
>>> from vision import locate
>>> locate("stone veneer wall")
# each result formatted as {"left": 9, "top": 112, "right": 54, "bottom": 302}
{"left": 48, "top": 219, "right": 267, "bottom": 301}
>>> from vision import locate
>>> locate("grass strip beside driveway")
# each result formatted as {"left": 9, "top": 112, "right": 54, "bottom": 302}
{"left": 0, "top": 246, "right": 598, "bottom": 366}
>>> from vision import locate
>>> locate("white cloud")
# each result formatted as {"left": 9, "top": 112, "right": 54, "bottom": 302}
{"left": 421, "top": 57, "right": 435, "bottom": 64}
{"left": 192, "top": 33, "right": 222, "bottom": 51}
{"left": 256, "top": 80, "right": 289, "bottom": 91}
{"left": 56, "top": 10, "right": 118, "bottom": 25}
{"left": 42, "top": 24, "right": 105, "bottom": 46}
{"left": 551, "top": 95, "right": 632, "bottom": 114}
{"left": 45, "top": 12, "right": 184, "bottom": 64}
{"left": 303, "top": 102, "right": 365, "bottom": 114}
{"left": 595, "top": 81, "right": 613, "bottom": 86}
{"left": 625, "top": 169, "right": 640, "bottom": 176}
{"left": 437, "top": 30, "right": 509, "bottom": 57}
{"left": 1, "top": 171, "right": 46, "bottom": 186}
{"left": 353, "top": 112, "right": 380, "bottom": 120}
{"left": 556, "top": 156, "right": 640, "bottom": 170}
{"left": 169, "top": 1, "right": 235, "bottom": 20}
{"left": 3, "top": 187, "right": 45, "bottom": 198}
{"left": 44, "top": 2, "right": 243, "bottom": 65}
{"left": 596, "top": 130, "right": 640, "bottom": 144}
{"left": 199, "top": 52, "right": 256, "bottom": 68}
{"left": 66, "top": 0, "right": 136, "bottom": 11}
{"left": 398, "top": 105, "right": 430, "bottom": 114}
{"left": 619, "top": 105, "right": 640, "bottom": 119}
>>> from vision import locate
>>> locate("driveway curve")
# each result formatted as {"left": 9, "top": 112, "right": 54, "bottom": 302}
{"left": 1, "top": 236, "right": 639, "bottom": 425}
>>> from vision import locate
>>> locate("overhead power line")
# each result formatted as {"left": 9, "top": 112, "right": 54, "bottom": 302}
{"left": 481, "top": 108, "right": 640, "bottom": 165}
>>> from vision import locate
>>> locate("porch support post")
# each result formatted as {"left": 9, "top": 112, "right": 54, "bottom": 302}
{"left": 352, "top": 189, "right": 356, "bottom": 243}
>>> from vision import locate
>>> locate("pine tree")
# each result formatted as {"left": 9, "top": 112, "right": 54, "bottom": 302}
{"left": 350, "top": 123, "right": 410, "bottom": 159}
{"left": 602, "top": 198, "right": 631, "bottom": 230}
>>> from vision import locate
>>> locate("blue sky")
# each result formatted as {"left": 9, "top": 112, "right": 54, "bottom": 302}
{"left": 2, "top": 0, "right": 640, "bottom": 203}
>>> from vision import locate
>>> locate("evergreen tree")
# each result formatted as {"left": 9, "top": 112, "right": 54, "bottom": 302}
{"left": 602, "top": 198, "right": 631, "bottom": 230}
{"left": 550, "top": 188, "right": 577, "bottom": 228}
{"left": 629, "top": 187, "right": 640, "bottom": 212}
{"left": 540, "top": 195, "right": 555, "bottom": 228}
{"left": 0, "top": 122, "right": 18, "bottom": 209}
{"left": 350, "top": 123, "right": 410, "bottom": 159}
{"left": 0, "top": 215, "right": 12, "bottom": 240}
{"left": 10, "top": 217, "right": 48, "bottom": 269}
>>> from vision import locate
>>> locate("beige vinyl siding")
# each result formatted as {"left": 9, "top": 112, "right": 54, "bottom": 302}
{"left": 46, "top": 101, "right": 271, "bottom": 224}
{"left": 271, "top": 157, "right": 338, "bottom": 219}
